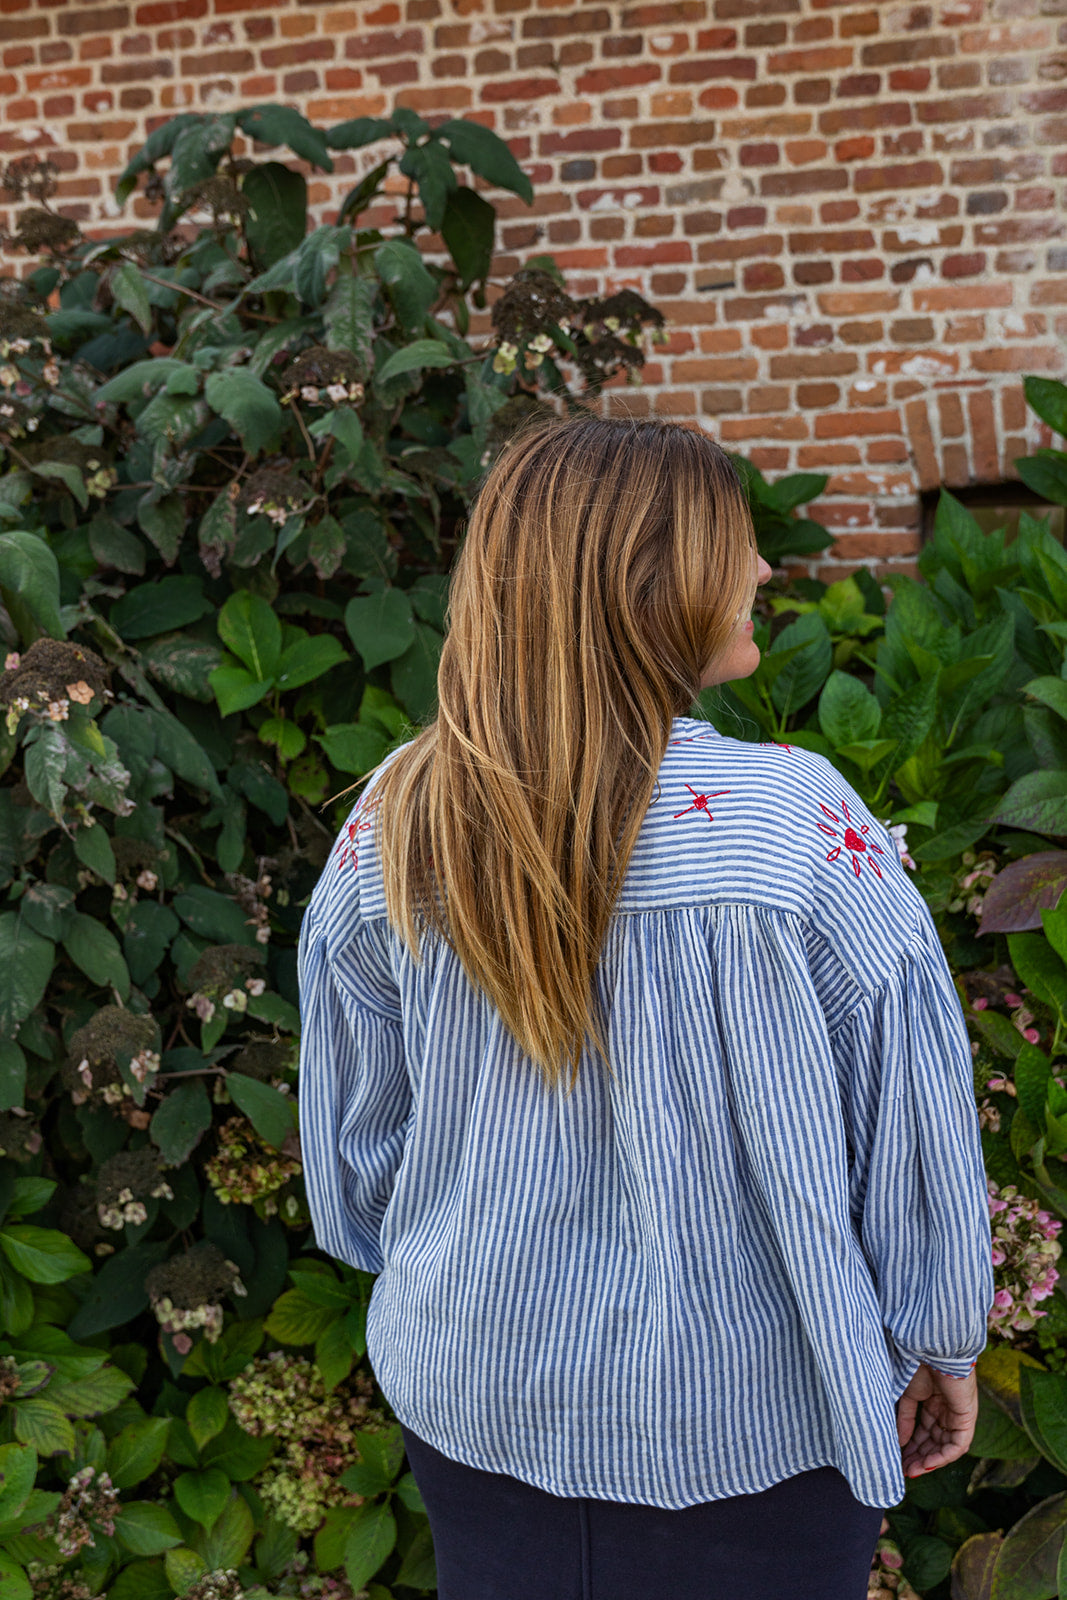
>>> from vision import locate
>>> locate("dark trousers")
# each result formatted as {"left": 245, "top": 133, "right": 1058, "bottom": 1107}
{"left": 401, "top": 1425, "right": 885, "bottom": 1600}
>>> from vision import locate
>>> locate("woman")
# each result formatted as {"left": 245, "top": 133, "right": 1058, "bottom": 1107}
{"left": 298, "top": 417, "right": 993, "bottom": 1599}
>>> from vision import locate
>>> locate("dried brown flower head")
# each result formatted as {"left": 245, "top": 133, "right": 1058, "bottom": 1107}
{"left": 0, "top": 640, "right": 109, "bottom": 712}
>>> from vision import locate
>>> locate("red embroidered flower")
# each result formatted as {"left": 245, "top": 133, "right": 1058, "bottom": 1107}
{"left": 817, "top": 800, "right": 886, "bottom": 880}
{"left": 335, "top": 805, "right": 375, "bottom": 874}
{"left": 673, "top": 783, "right": 730, "bottom": 824}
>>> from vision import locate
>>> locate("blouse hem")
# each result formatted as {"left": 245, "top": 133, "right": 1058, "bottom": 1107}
{"left": 389, "top": 1402, "right": 897, "bottom": 1511}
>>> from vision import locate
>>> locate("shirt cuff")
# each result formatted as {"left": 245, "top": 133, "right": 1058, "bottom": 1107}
{"left": 924, "top": 1358, "right": 978, "bottom": 1378}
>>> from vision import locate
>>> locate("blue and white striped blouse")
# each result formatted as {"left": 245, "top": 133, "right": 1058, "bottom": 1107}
{"left": 297, "top": 713, "right": 994, "bottom": 1511}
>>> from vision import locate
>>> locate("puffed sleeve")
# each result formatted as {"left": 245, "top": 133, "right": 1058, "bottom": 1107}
{"left": 296, "top": 912, "right": 411, "bottom": 1275}
{"left": 832, "top": 909, "right": 995, "bottom": 1386}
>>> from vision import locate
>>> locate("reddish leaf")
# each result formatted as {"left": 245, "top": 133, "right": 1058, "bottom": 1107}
{"left": 980, "top": 852, "right": 1067, "bottom": 933}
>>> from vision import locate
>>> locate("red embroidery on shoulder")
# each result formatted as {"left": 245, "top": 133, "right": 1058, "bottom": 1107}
{"left": 816, "top": 799, "right": 886, "bottom": 880}
{"left": 758, "top": 741, "right": 795, "bottom": 752}
{"left": 668, "top": 730, "right": 719, "bottom": 747}
{"left": 334, "top": 799, "right": 376, "bottom": 874}
{"left": 673, "top": 783, "right": 730, "bottom": 824}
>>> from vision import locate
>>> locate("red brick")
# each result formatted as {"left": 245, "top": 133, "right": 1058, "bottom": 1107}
{"left": 575, "top": 64, "right": 661, "bottom": 92}
{"left": 861, "top": 34, "right": 955, "bottom": 65}
{"left": 58, "top": 4, "right": 129, "bottom": 33}
{"left": 815, "top": 409, "right": 901, "bottom": 439}
{"left": 671, "top": 55, "right": 755, "bottom": 81}
{"left": 913, "top": 283, "right": 1012, "bottom": 310}
{"left": 767, "top": 48, "right": 854, "bottom": 75}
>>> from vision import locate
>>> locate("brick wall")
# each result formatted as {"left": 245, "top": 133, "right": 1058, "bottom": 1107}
{"left": 1, "top": 0, "right": 1065, "bottom": 578}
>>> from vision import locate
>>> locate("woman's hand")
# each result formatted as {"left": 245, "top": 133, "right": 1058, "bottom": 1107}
{"left": 897, "top": 1363, "right": 979, "bottom": 1478}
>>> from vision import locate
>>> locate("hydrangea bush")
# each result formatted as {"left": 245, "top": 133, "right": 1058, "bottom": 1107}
{"left": 0, "top": 101, "right": 1067, "bottom": 1600}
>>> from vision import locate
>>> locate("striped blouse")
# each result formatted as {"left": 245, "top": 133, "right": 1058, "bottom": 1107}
{"left": 297, "top": 713, "right": 994, "bottom": 1511}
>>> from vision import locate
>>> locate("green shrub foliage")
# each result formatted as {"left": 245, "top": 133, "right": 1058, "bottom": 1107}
{"left": 1, "top": 104, "right": 1067, "bottom": 1599}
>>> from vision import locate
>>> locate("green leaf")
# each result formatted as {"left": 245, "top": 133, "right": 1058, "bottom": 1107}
{"left": 46, "top": 1362, "right": 135, "bottom": 1416}
{"left": 246, "top": 990, "right": 300, "bottom": 1033}
{"left": 0, "top": 1443, "right": 36, "bottom": 1523}
{"left": 74, "top": 821, "right": 116, "bottom": 884}
{"left": 391, "top": 621, "right": 442, "bottom": 723}
{"left": 345, "top": 588, "right": 415, "bottom": 670}
{"left": 317, "top": 721, "right": 389, "bottom": 777}
{"left": 0, "top": 529, "right": 65, "bottom": 640}
{"left": 441, "top": 185, "right": 496, "bottom": 289}
{"left": 8, "top": 1176, "right": 55, "bottom": 1220}
{"left": 1017, "top": 452, "right": 1067, "bottom": 508}
{"left": 175, "top": 1467, "right": 231, "bottom": 1530}
{"left": 124, "top": 900, "right": 181, "bottom": 988}
{"left": 1015, "top": 1042, "right": 1054, "bottom": 1128}
{"left": 257, "top": 716, "right": 304, "bottom": 762}
{"left": 1025, "top": 375, "right": 1067, "bottom": 437}
{"left": 237, "top": 103, "right": 333, "bottom": 171}
{"left": 107, "top": 1561, "right": 173, "bottom": 1600}
{"left": 12, "top": 1399, "right": 75, "bottom": 1457}
{"left": 111, "top": 260, "right": 153, "bottom": 335}
{"left": 111, "top": 576, "right": 212, "bottom": 641}
{"left": 218, "top": 589, "right": 283, "bottom": 679}
{"left": 880, "top": 670, "right": 940, "bottom": 772}
{"left": 199, "top": 1417, "right": 275, "bottom": 1481}
{"left": 0, "top": 914, "right": 54, "bottom": 1036}
{"left": 137, "top": 493, "right": 184, "bottom": 565}
{"left": 375, "top": 238, "right": 438, "bottom": 332}
{"left": 204, "top": 369, "right": 283, "bottom": 456}
{"left": 0, "top": 1225, "right": 90, "bottom": 1285}
{"left": 264, "top": 1289, "right": 339, "bottom": 1345}
{"left": 767, "top": 614, "right": 833, "bottom": 716}
{"left": 340, "top": 507, "right": 396, "bottom": 580}
{"left": 1018, "top": 1368, "right": 1067, "bottom": 1475}
{"left": 1008, "top": 932, "right": 1067, "bottom": 1019}
{"left": 817, "top": 669, "right": 881, "bottom": 746}
{"left": 400, "top": 137, "right": 457, "bottom": 229}
{"left": 377, "top": 339, "right": 454, "bottom": 386}
{"left": 164, "top": 1548, "right": 207, "bottom": 1596}
{"left": 140, "top": 634, "right": 224, "bottom": 704}
{"left": 344, "top": 1501, "right": 397, "bottom": 1591}
{"left": 209, "top": 660, "right": 274, "bottom": 718}
{"left": 394, "top": 1519, "right": 437, "bottom": 1590}
{"left": 989, "top": 1489, "right": 1067, "bottom": 1600}
{"left": 62, "top": 911, "right": 130, "bottom": 998}
{"left": 324, "top": 273, "right": 376, "bottom": 375}
{"left": 395, "top": 1470, "right": 426, "bottom": 1516}
{"left": 192, "top": 1488, "right": 255, "bottom": 1570}
{"left": 338, "top": 1426, "right": 404, "bottom": 1495}
{"left": 227, "top": 1073, "right": 293, "bottom": 1149}
{"left": 186, "top": 1387, "right": 230, "bottom": 1451}
{"left": 173, "top": 885, "right": 258, "bottom": 945}
{"left": 1025, "top": 676, "right": 1067, "bottom": 724}
{"left": 27, "top": 458, "right": 88, "bottom": 511}
{"left": 326, "top": 115, "right": 394, "bottom": 150}
{"left": 435, "top": 118, "right": 533, "bottom": 202}
{"left": 315, "top": 1317, "right": 354, "bottom": 1393}
{"left": 88, "top": 513, "right": 146, "bottom": 576}
{"left": 146, "top": 706, "right": 223, "bottom": 799}
{"left": 95, "top": 358, "right": 191, "bottom": 404}
{"left": 66, "top": 1240, "right": 167, "bottom": 1339}
{"left": 276, "top": 633, "right": 347, "bottom": 691}
{"left": 108, "top": 1416, "right": 172, "bottom": 1490}
{"left": 113, "top": 1501, "right": 183, "bottom": 1557}
{"left": 0, "top": 1040, "right": 26, "bottom": 1113}
{"left": 0, "top": 1553, "right": 31, "bottom": 1600}
{"left": 151, "top": 1080, "right": 213, "bottom": 1165}
{"left": 315, "top": 1505, "right": 360, "bottom": 1572}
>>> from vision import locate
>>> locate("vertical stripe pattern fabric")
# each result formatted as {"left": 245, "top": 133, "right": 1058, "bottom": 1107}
{"left": 297, "top": 715, "right": 994, "bottom": 1511}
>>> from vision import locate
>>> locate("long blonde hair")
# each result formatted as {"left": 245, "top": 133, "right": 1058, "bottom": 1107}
{"left": 356, "top": 416, "right": 757, "bottom": 1090}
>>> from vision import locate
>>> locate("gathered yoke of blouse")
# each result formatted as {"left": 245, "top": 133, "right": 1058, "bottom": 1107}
{"left": 297, "top": 714, "right": 994, "bottom": 1512}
